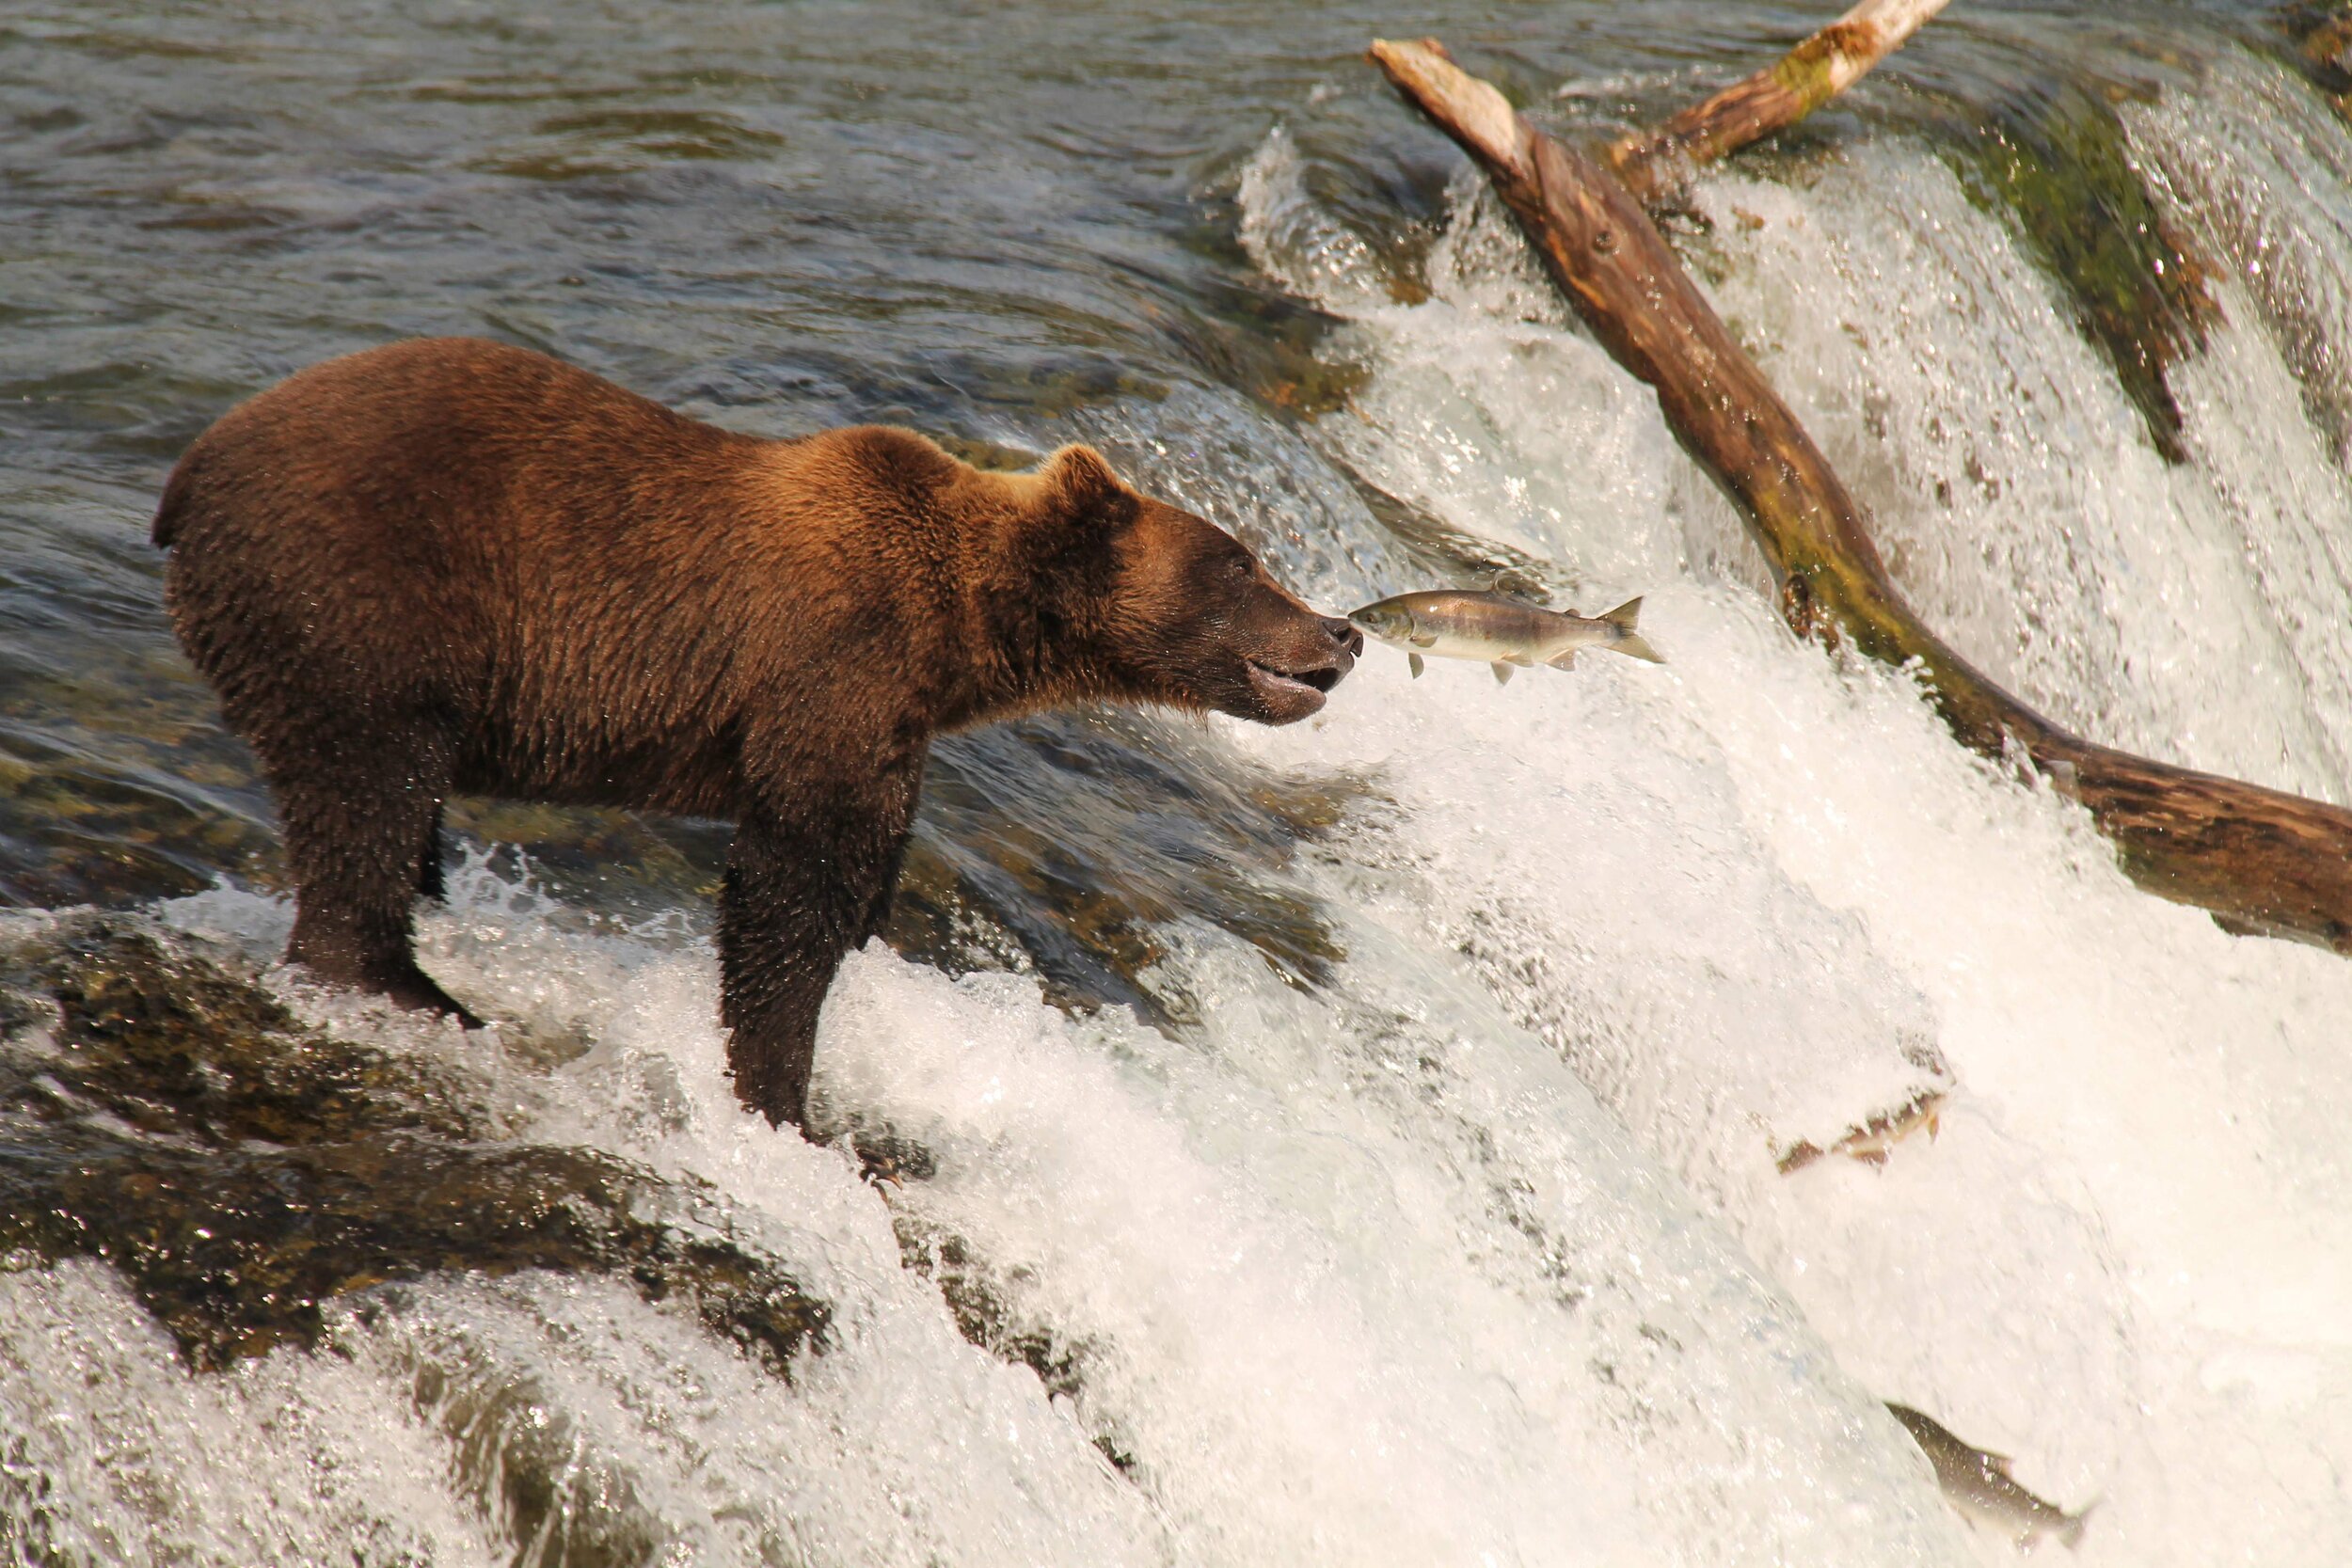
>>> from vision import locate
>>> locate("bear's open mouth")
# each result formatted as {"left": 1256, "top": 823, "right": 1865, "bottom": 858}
{"left": 1247, "top": 659, "right": 1341, "bottom": 696}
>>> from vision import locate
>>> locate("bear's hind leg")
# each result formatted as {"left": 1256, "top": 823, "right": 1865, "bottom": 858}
{"left": 276, "top": 747, "right": 480, "bottom": 1027}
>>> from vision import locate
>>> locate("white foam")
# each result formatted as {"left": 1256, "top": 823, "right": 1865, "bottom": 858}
{"left": 815, "top": 934, "right": 1965, "bottom": 1564}
{"left": 1232, "top": 101, "right": 2352, "bottom": 1564}
{"left": 0, "top": 1259, "right": 504, "bottom": 1566}
{"left": 1686, "top": 135, "right": 2352, "bottom": 805}
{"left": 34, "top": 849, "right": 1962, "bottom": 1564}
{"left": 431, "top": 867, "right": 1966, "bottom": 1563}
{"left": 2126, "top": 46, "right": 2352, "bottom": 799}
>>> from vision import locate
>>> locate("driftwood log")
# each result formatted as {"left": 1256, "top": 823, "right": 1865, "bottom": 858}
{"left": 1605, "top": 0, "right": 1951, "bottom": 205}
{"left": 1369, "top": 37, "right": 2352, "bottom": 954}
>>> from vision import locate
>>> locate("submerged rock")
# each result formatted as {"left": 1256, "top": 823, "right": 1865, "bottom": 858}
{"left": 916, "top": 709, "right": 1362, "bottom": 1030}
{"left": 0, "top": 916, "right": 826, "bottom": 1373}
{"left": 894, "top": 1212, "right": 1140, "bottom": 1476}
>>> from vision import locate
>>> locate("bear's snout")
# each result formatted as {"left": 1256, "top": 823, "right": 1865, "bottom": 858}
{"left": 1237, "top": 608, "right": 1359, "bottom": 724}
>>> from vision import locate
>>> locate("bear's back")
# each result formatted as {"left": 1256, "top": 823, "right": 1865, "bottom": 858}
{"left": 154, "top": 339, "right": 1016, "bottom": 814}
{"left": 155, "top": 337, "right": 743, "bottom": 557}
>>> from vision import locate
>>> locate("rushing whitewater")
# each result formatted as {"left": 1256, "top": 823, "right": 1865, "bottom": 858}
{"left": 8, "top": 8, "right": 2352, "bottom": 1566}
{"left": 1227, "top": 53, "right": 2352, "bottom": 1562}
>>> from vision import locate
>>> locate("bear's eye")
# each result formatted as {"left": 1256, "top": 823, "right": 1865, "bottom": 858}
{"left": 1223, "top": 554, "right": 1255, "bottom": 581}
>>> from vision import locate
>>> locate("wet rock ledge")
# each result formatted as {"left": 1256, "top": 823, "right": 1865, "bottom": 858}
{"left": 0, "top": 915, "right": 826, "bottom": 1372}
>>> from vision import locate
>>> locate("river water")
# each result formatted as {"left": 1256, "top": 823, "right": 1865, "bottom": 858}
{"left": 6, "top": 2, "right": 2352, "bottom": 1562}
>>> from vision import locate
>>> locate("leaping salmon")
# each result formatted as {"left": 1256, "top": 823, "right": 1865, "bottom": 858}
{"left": 1885, "top": 1402, "right": 2094, "bottom": 1552}
{"left": 1346, "top": 590, "right": 1662, "bottom": 683}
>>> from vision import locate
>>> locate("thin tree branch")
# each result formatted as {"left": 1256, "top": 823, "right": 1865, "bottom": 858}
{"left": 1606, "top": 0, "right": 1952, "bottom": 204}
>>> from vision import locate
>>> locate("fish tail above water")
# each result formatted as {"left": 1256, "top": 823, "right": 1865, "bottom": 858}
{"left": 1598, "top": 596, "right": 1663, "bottom": 664}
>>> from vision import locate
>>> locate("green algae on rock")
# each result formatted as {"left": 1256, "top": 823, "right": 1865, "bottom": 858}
{"left": 1895, "top": 71, "right": 2217, "bottom": 466}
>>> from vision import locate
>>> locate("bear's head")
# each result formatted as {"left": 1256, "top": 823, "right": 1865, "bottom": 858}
{"left": 1024, "top": 446, "right": 1361, "bottom": 725}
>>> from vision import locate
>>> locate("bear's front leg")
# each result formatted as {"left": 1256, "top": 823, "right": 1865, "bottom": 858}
{"left": 718, "top": 768, "right": 919, "bottom": 1134}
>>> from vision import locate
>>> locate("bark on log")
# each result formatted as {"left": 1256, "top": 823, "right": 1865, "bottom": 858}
{"left": 1369, "top": 36, "right": 2352, "bottom": 955}
{"left": 1606, "top": 0, "right": 1951, "bottom": 205}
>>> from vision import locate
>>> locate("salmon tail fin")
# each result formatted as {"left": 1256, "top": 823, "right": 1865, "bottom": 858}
{"left": 2058, "top": 1501, "right": 2096, "bottom": 1552}
{"left": 1612, "top": 631, "right": 1664, "bottom": 664}
{"left": 1597, "top": 598, "right": 1663, "bottom": 663}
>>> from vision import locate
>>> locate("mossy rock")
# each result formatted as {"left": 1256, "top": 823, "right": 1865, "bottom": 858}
{"left": 2279, "top": 3, "right": 2352, "bottom": 85}
{"left": 1920, "top": 74, "right": 2218, "bottom": 463}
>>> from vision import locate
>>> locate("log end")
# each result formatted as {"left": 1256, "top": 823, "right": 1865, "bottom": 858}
{"left": 1370, "top": 37, "right": 1532, "bottom": 181}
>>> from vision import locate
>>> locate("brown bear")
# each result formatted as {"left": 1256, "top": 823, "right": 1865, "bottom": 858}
{"left": 153, "top": 337, "right": 1359, "bottom": 1134}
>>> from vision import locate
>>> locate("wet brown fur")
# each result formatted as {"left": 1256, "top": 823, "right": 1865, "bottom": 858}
{"left": 154, "top": 337, "right": 1358, "bottom": 1132}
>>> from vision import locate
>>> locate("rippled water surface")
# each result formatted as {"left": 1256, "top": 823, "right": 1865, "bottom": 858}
{"left": 8, "top": 2, "right": 2352, "bottom": 1563}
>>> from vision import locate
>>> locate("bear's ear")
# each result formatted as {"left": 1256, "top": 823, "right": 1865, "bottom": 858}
{"left": 1040, "top": 444, "right": 1127, "bottom": 517}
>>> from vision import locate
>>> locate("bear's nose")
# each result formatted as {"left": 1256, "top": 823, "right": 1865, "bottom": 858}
{"left": 1323, "top": 615, "right": 1364, "bottom": 658}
